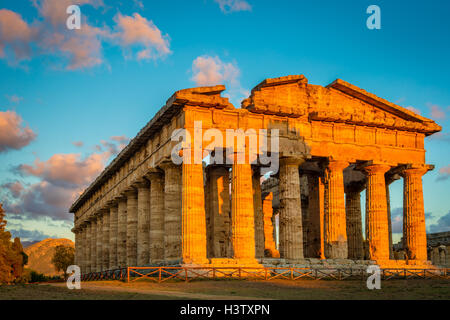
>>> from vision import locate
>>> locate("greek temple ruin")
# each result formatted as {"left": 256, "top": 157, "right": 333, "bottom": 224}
{"left": 71, "top": 75, "right": 442, "bottom": 273}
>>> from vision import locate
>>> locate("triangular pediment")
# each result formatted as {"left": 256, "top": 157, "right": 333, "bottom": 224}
{"left": 241, "top": 75, "right": 441, "bottom": 135}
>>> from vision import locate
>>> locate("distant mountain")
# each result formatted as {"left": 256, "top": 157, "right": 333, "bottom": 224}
{"left": 21, "top": 240, "right": 40, "bottom": 248}
{"left": 24, "top": 238, "right": 74, "bottom": 276}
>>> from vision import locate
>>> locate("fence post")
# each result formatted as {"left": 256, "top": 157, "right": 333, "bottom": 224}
{"left": 127, "top": 267, "right": 130, "bottom": 282}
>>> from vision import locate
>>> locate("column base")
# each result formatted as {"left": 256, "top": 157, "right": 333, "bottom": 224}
{"left": 374, "top": 259, "right": 436, "bottom": 269}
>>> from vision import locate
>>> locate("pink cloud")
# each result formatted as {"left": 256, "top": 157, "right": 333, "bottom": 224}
{"left": 5, "top": 94, "right": 24, "bottom": 104}
{"left": 113, "top": 13, "right": 171, "bottom": 60}
{"left": 405, "top": 106, "right": 421, "bottom": 115}
{"left": 72, "top": 141, "right": 84, "bottom": 147}
{"left": 427, "top": 103, "right": 446, "bottom": 120}
{"left": 214, "top": 0, "right": 252, "bottom": 13}
{"left": 0, "top": 9, "right": 36, "bottom": 62}
{"left": 191, "top": 55, "right": 240, "bottom": 86}
{"left": 437, "top": 165, "right": 450, "bottom": 181}
{"left": 0, "top": 110, "right": 36, "bottom": 153}
{"left": 1, "top": 181, "right": 24, "bottom": 198}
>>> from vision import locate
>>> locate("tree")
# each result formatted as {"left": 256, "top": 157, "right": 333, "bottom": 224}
{"left": 0, "top": 203, "right": 27, "bottom": 284}
{"left": 51, "top": 245, "right": 75, "bottom": 279}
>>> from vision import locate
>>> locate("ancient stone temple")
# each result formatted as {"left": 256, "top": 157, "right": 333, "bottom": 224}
{"left": 71, "top": 75, "right": 441, "bottom": 273}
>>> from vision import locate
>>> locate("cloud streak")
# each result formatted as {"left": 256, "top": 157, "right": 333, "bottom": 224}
{"left": 0, "top": 110, "right": 36, "bottom": 153}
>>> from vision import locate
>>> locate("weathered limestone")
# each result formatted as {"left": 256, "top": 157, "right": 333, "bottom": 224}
{"left": 80, "top": 226, "right": 86, "bottom": 273}
{"left": 324, "top": 160, "right": 349, "bottom": 259}
{"left": 262, "top": 192, "right": 279, "bottom": 258}
{"left": 306, "top": 174, "right": 325, "bottom": 259}
{"left": 231, "top": 159, "right": 257, "bottom": 263}
{"left": 125, "top": 188, "right": 138, "bottom": 267}
{"left": 136, "top": 181, "right": 151, "bottom": 266}
{"left": 90, "top": 218, "right": 97, "bottom": 272}
{"left": 109, "top": 205, "right": 118, "bottom": 269}
{"left": 117, "top": 197, "right": 127, "bottom": 267}
{"left": 345, "top": 182, "right": 365, "bottom": 260}
{"left": 102, "top": 210, "right": 110, "bottom": 270}
{"left": 182, "top": 161, "right": 208, "bottom": 265}
{"left": 206, "top": 166, "right": 231, "bottom": 258}
{"left": 401, "top": 166, "right": 429, "bottom": 261}
{"left": 147, "top": 171, "right": 165, "bottom": 262}
{"left": 162, "top": 162, "right": 182, "bottom": 262}
{"left": 96, "top": 213, "right": 103, "bottom": 272}
{"left": 74, "top": 230, "right": 80, "bottom": 268}
{"left": 362, "top": 163, "right": 391, "bottom": 261}
{"left": 279, "top": 157, "right": 305, "bottom": 261}
{"left": 252, "top": 168, "right": 265, "bottom": 258}
{"left": 85, "top": 223, "right": 91, "bottom": 273}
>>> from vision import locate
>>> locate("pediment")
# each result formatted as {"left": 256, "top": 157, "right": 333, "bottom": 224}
{"left": 241, "top": 75, "right": 441, "bottom": 135}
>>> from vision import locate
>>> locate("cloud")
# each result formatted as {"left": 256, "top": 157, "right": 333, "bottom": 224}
{"left": 0, "top": 9, "right": 36, "bottom": 63}
{"left": 72, "top": 141, "right": 83, "bottom": 147}
{"left": 5, "top": 94, "right": 23, "bottom": 104}
{"left": 191, "top": 55, "right": 249, "bottom": 106}
{"left": 428, "top": 132, "right": 450, "bottom": 143}
{"left": 214, "top": 0, "right": 252, "bottom": 13}
{"left": 428, "top": 211, "right": 450, "bottom": 233}
{"left": 427, "top": 103, "right": 446, "bottom": 120}
{"left": 391, "top": 207, "right": 403, "bottom": 233}
{"left": 113, "top": 13, "right": 171, "bottom": 60}
{"left": 7, "top": 227, "right": 56, "bottom": 242}
{"left": 0, "top": 110, "right": 37, "bottom": 153}
{"left": 405, "top": 106, "right": 421, "bottom": 115}
{"left": 2, "top": 136, "right": 127, "bottom": 222}
{"left": 437, "top": 165, "right": 450, "bottom": 181}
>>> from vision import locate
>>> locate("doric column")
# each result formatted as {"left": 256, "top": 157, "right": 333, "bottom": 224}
{"left": 279, "top": 157, "right": 305, "bottom": 261}
{"left": 80, "top": 226, "right": 86, "bottom": 273}
{"left": 207, "top": 166, "right": 231, "bottom": 258}
{"left": 307, "top": 173, "right": 325, "bottom": 259}
{"left": 90, "top": 218, "right": 97, "bottom": 272}
{"left": 117, "top": 196, "right": 127, "bottom": 267}
{"left": 386, "top": 173, "right": 400, "bottom": 260}
{"left": 85, "top": 222, "right": 91, "bottom": 273}
{"left": 147, "top": 171, "right": 164, "bottom": 263}
{"left": 181, "top": 161, "right": 208, "bottom": 265}
{"left": 231, "top": 158, "right": 257, "bottom": 262}
{"left": 74, "top": 229, "right": 79, "bottom": 268}
{"left": 102, "top": 209, "right": 110, "bottom": 270}
{"left": 125, "top": 188, "right": 138, "bottom": 267}
{"left": 96, "top": 213, "right": 103, "bottom": 271}
{"left": 109, "top": 204, "right": 118, "bottom": 269}
{"left": 362, "top": 163, "right": 391, "bottom": 261}
{"left": 136, "top": 180, "right": 151, "bottom": 266}
{"left": 252, "top": 167, "right": 265, "bottom": 259}
{"left": 324, "top": 160, "right": 349, "bottom": 259}
{"left": 262, "top": 192, "right": 279, "bottom": 258}
{"left": 401, "top": 165, "right": 430, "bottom": 261}
{"left": 345, "top": 182, "right": 365, "bottom": 260}
{"left": 161, "top": 162, "right": 182, "bottom": 261}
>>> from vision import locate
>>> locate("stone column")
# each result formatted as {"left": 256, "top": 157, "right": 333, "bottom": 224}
{"left": 307, "top": 174, "right": 325, "bottom": 259}
{"left": 262, "top": 192, "right": 279, "bottom": 258}
{"left": 252, "top": 167, "right": 265, "bottom": 259}
{"left": 147, "top": 171, "right": 164, "bottom": 263}
{"left": 80, "top": 226, "right": 86, "bottom": 273}
{"left": 324, "top": 160, "right": 349, "bottom": 259}
{"left": 90, "top": 218, "right": 97, "bottom": 272}
{"left": 278, "top": 157, "right": 305, "bottom": 261}
{"left": 136, "top": 180, "right": 151, "bottom": 266}
{"left": 85, "top": 222, "right": 91, "bottom": 273}
{"left": 96, "top": 213, "right": 103, "bottom": 271}
{"left": 345, "top": 182, "right": 365, "bottom": 260}
{"left": 401, "top": 165, "right": 429, "bottom": 261}
{"left": 74, "top": 229, "right": 79, "bottom": 269}
{"left": 125, "top": 188, "right": 138, "bottom": 267}
{"left": 206, "top": 166, "right": 231, "bottom": 259}
{"left": 109, "top": 205, "right": 118, "bottom": 269}
{"left": 362, "top": 163, "right": 391, "bottom": 261}
{"left": 117, "top": 196, "right": 127, "bottom": 267}
{"left": 102, "top": 209, "right": 110, "bottom": 270}
{"left": 181, "top": 161, "right": 208, "bottom": 265}
{"left": 231, "top": 158, "right": 257, "bottom": 262}
{"left": 162, "top": 163, "right": 182, "bottom": 262}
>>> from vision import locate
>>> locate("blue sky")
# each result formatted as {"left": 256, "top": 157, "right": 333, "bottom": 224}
{"left": 0, "top": 0, "right": 449, "bottom": 243}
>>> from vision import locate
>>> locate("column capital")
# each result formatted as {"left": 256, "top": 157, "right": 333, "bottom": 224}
{"left": 280, "top": 156, "right": 306, "bottom": 167}
{"left": 399, "top": 164, "right": 433, "bottom": 177}
{"left": 325, "top": 159, "right": 349, "bottom": 172}
{"left": 132, "top": 178, "right": 150, "bottom": 189}
{"left": 358, "top": 162, "right": 391, "bottom": 175}
{"left": 144, "top": 168, "right": 164, "bottom": 180}
{"left": 123, "top": 187, "right": 137, "bottom": 197}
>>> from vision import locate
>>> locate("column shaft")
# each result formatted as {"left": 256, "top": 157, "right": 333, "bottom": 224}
{"left": 252, "top": 169, "right": 265, "bottom": 259}
{"left": 90, "top": 219, "right": 97, "bottom": 272}
{"left": 307, "top": 174, "right": 325, "bottom": 259}
{"left": 96, "top": 215, "right": 103, "bottom": 271}
{"left": 182, "top": 162, "right": 208, "bottom": 264}
{"left": 262, "top": 192, "right": 279, "bottom": 258}
{"left": 279, "top": 158, "right": 304, "bottom": 260}
{"left": 345, "top": 190, "right": 364, "bottom": 259}
{"left": 102, "top": 210, "right": 110, "bottom": 269}
{"left": 148, "top": 172, "right": 164, "bottom": 262}
{"left": 137, "top": 182, "right": 151, "bottom": 266}
{"left": 85, "top": 223, "right": 91, "bottom": 273}
{"left": 402, "top": 167, "right": 428, "bottom": 261}
{"left": 163, "top": 164, "right": 182, "bottom": 261}
{"left": 126, "top": 190, "right": 138, "bottom": 266}
{"left": 109, "top": 206, "right": 118, "bottom": 269}
{"left": 364, "top": 164, "right": 391, "bottom": 261}
{"left": 117, "top": 198, "right": 127, "bottom": 267}
{"left": 324, "top": 160, "right": 349, "bottom": 259}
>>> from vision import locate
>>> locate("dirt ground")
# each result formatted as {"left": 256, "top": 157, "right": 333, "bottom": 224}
{"left": 1, "top": 278, "right": 449, "bottom": 300}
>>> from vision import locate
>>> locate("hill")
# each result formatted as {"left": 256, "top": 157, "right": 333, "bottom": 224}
{"left": 24, "top": 238, "right": 74, "bottom": 276}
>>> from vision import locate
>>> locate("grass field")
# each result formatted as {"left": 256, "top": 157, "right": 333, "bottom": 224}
{"left": 1, "top": 278, "right": 449, "bottom": 300}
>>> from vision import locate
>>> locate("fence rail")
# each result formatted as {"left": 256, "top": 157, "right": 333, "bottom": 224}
{"left": 80, "top": 267, "right": 450, "bottom": 282}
